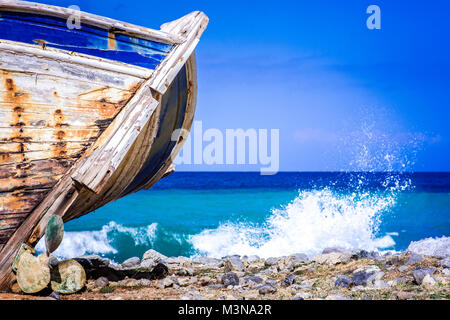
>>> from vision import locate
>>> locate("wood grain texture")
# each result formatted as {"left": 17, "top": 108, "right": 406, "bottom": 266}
{"left": 0, "top": 46, "right": 142, "bottom": 246}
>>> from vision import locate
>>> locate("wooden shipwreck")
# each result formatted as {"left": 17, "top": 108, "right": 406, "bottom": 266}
{"left": 0, "top": 0, "right": 208, "bottom": 290}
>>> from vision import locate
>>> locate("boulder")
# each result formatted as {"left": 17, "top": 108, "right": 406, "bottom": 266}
{"left": 352, "top": 250, "right": 381, "bottom": 260}
{"left": 439, "top": 257, "right": 450, "bottom": 268}
{"left": 150, "top": 263, "right": 169, "bottom": 279}
{"left": 224, "top": 256, "right": 245, "bottom": 272}
{"left": 335, "top": 276, "right": 352, "bottom": 288}
{"left": 141, "top": 249, "right": 168, "bottom": 269}
{"left": 193, "top": 257, "right": 222, "bottom": 268}
{"left": 412, "top": 267, "right": 436, "bottom": 285}
{"left": 242, "top": 255, "right": 260, "bottom": 263}
{"left": 75, "top": 255, "right": 110, "bottom": 269}
{"left": 74, "top": 255, "right": 123, "bottom": 281}
{"left": 264, "top": 257, "right": 278, "bottom": 267}
{"left": 406, "top": 252, "right": 424, "bottom": 265}
{"left": 121, "top": 257, "right": 141, "bottom": 269}
{"left": 322, "top": 247, "right": 351, "bottom": 255}
{"left": 352, "top": 270, "right": 376, "bottom": 286}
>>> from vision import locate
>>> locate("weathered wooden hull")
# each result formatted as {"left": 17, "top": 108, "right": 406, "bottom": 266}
{"left": 0, "top": 1, "right": 208, "bottom": 290}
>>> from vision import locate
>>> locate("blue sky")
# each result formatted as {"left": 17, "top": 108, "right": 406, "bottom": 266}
{"left": 36, "top": 0, "right": 450, "bottom": 171}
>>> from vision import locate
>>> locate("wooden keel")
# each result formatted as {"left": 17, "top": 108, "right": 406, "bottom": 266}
{"left": 0, "top": 6, "right": 208, "bottom": 291}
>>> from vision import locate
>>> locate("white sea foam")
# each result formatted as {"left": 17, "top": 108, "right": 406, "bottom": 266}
{"left": 36, "top": 221, "right": 158, "bottom": 259}
{"left": 190, "top": 189, "right": 397, "bottom": 259}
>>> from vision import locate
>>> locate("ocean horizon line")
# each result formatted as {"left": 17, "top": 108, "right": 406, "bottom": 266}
{"left": 172, "top": 170, "right": 450, "bottom": 174}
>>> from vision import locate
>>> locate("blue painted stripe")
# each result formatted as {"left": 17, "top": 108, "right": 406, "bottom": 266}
{"left": 0, "top": 11, "right": 172, "bottom": 69}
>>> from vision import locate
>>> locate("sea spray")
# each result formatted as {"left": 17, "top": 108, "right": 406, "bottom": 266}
{"left": 36, "top": 221, "right": 158, "bottom": 260}
{"left": 190, "top": 184, "right": 401, "bottom": 259}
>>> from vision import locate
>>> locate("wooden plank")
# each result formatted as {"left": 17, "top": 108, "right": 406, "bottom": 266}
{"left": 0, "top": 189, "right": 50, "bottom": 215}
{"left": 71, "top": 91, "right": 159, "bottom": 193}
{"left": 0, "top": 1, "right": 183, "bottom": 45}
{"left": 0, "top": 142, "right": 88, "bottom": 154}
{"left": 0, "top": 101, "right": 123, "bottom": 119}
{"left": 0, "top": 229, "right": 14, "bottom": 243}
{"left": 0, "top": 70, "right": 137, "bottom": 105}
{"left": 0, "top": 127, "right": 101, "bottom": 141}
{"left": 0, "top": 47, "right": 146, "bottom": 89}
{"left": 0, "top": 159, "right": 75, "bottom": 192}
{"left": 0, "top": 147, "right": 85, "bottom": 166}
{"left": 0, "top": 108, "right": 115, "bottom": 130}
{"left": 150, "top": 12, "right": 208, "bottom": 94}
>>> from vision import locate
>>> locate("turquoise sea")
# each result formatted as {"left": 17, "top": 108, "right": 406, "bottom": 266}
{"left": 37, "top": 172, "right": 450, "bottom": 263}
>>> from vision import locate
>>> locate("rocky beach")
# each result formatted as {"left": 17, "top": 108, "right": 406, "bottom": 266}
{"left": 1, "top": 236, "right": 449, "bottom": 300}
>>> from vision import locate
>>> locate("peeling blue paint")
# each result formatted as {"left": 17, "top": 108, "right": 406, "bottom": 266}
{"left": 0, "top": 11, "right": 172, "bottom": 70}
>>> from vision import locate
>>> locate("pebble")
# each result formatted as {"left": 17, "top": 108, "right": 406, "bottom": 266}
{"left": 371, "top": 280, "right": 390, "bottom": 289}
{"left": 282, "top": 274, "right": 298, "bottom": 287}
{"left": 199, "top": 276, "right": 212, "bottom": 286}
{"left": 221, "top": 272, "right": 239, "bottom": 287}
{"left": 161, "top": 277, "right": 174, "bottom": 288}
{"left": 49, "top": 291, "right": 60, "bottom": 300}
{"left": 137, "top": 279, "right": 152, "bottom": 287}
{"left": 94, "top": 277, "right": 109, "bottom": 289}
{"left": 312, "top": 252, "right": 351, "bottom": 265}
{"left": 421, "top": 274, "right": 437, "bottom": 287}
{"left": 398, "top": 265, "right": 409, "bottom": 272}
{"left": 258, "top": 284, "right": 277, "bottom": 295}
{"left": 246, "top": 276, "right": 264, "bottom": 285}
{"left": 396, "top": 292, "right": 414, "bottom": 300}
{"left": 325, "top": 295, "right": 351, "bottom": 300}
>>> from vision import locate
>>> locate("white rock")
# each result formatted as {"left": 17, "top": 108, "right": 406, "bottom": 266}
{"left": 407, "top": 237, "right": 450, "bottom": 258}
{"left": 422, "top": 274, "right": 437, "bottom": 287}
{"left": 312, "top": 252, "right": 351, "bottom": 265}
